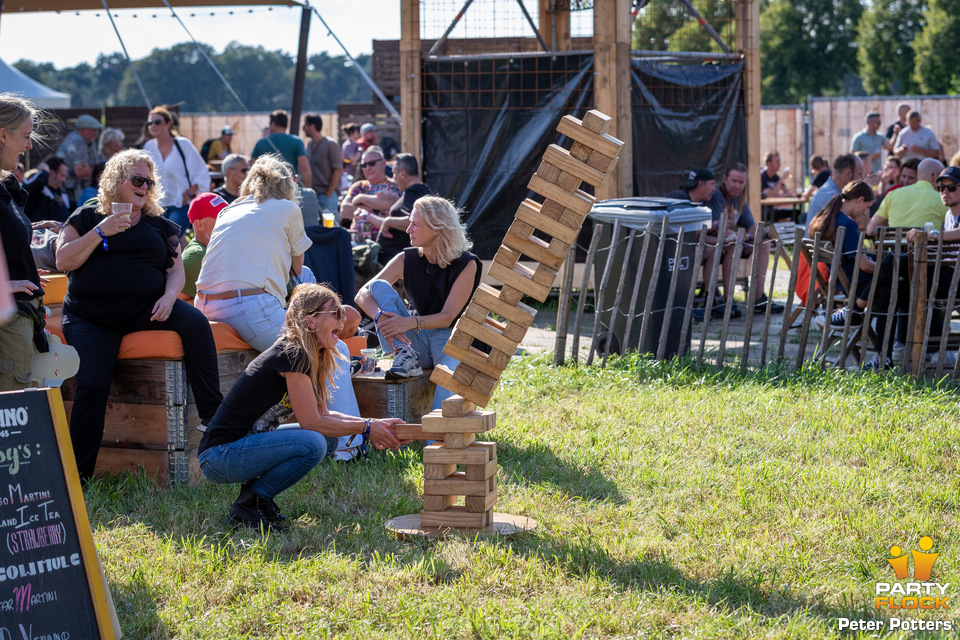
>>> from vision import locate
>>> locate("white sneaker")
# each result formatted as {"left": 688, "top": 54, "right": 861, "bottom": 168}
{"left": 864, "top": 353, "right": 892, "bottom": 371}
{"left": 385, "top": 345, "right": 422, "bottom": 379}
{"left": 892, "top": 341, "right": 906, "bottom": 361}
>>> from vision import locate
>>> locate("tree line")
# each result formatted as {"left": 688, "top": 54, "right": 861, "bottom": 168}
{"left": 14, "top": 42, "right": 373, "bottom": 112}
{"left": 635, "top": 0, "right": 938, "bottom": 105}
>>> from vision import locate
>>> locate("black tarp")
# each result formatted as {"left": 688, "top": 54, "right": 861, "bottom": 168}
{"left": 422, "top": 53, "right": 594, "bottom": 258}
{"left": 631, "top": 59, "right": 746, "bottom": 196}
{"left": 420, "top": 54, "right": 745, "bottom": 259}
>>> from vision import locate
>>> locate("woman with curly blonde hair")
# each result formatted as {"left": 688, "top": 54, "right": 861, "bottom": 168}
{"left": 356, "top": 196, "right": 480, "bottom": 410}
{"left": 56, "top": 148, "right": 222, "bottom": 482}
{"left": 195, "top": 153, "right": 312, "bottom": 352}
{"left": 198, "top": 283, "right": 405, "bottom": 531}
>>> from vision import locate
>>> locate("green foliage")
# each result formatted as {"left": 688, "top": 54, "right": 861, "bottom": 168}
{"left": 912, "top": 0, "right": 960, "bottom": 94}
{"left": 14, "top": 42, "right": 373, "bottom": 112}
{"left": 759, "top": 0, "right": 864, "bottom": 104}
{"left": 856, "top": 0, "right": 925, "bottom": 95}
{"left": 632, "top": 0, "right": 737, "bottom": 54}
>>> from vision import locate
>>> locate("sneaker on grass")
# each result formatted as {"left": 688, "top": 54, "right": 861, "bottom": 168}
{"left": 865, "top": 352, "right": 892, "bottom": 371}
{"left": 385, "top": 344, "right": 423, "bottom": 379}
{"left": 815, "top": 306, "right": 862, "bottom": 330}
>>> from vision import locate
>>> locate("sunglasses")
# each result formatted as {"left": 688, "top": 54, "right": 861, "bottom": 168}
{"left": 147, "top": 118, "right": 165, "bottom": 126}
{"left": 129, "top": 176, "right": 156, "bottom": 191}
{"left": 937, "top": 183, "right": 960, "bottom": 193}
{"left": 360, "top": 159, "right": 383, "bottom": 169}
{"left": 311, "top": 307, "right": 345, "bottom": 321}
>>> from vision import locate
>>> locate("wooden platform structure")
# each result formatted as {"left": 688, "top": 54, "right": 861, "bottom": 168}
{"left": 386, "top": 108, "right": 624, "bottom": 536}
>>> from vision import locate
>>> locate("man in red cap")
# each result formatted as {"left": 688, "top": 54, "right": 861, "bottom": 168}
{"left": 179, "top": 193, "right": 229, "bottom": 302}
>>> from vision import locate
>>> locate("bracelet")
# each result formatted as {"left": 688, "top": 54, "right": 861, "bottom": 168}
{"left": 94, "top": 225, "right": 108, "bottom": 251}
{"left": 414, "top": 313, "right": 422, "bottom": 332}
{"left": 359, "top": 419, "right": 371, "bottom": 460}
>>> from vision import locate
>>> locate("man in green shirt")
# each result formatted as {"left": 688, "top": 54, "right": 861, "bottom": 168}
{"left": 867, "top": 158, "right": 947, "bottom": 237}
{"left": 251, "top": 110, "right": 311, "bottom": 189}
{"left": 179, "top": 193, "right": 230, "bottom": 302}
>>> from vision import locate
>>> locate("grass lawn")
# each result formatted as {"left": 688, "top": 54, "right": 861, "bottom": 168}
{"left": 86, "top": 356, "right": 960, "bottom": 639}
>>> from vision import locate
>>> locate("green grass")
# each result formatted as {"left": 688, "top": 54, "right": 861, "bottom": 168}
{"left": 86, "top": 356, "right": 960, "bottom": 639}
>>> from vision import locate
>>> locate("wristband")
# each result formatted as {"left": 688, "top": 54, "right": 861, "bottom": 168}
{"left": 94, "top": 225, "right": 108, "bottom": 251}
{"left": 359, "top": 419, "right": 371, "bottom": 460}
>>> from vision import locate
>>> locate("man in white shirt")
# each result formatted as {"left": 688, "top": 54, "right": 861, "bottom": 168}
{"left": 895, "top": 111, "right": 941, "bottom": 162}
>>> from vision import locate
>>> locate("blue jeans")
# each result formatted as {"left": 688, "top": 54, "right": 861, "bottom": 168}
{"left": 367, "top": 280, "right": 458, "bottom": 411}
{"left": 317, "top": 194, "right": 339, "bottom": 215}
{"left": 164, "top": 204, "right": 190, "bottom": 236}
{"left": 196, "top": 292, "right": 287, "bottom": 352}
{"left": 198, "top": 429, "right": 337, "bottom": 499}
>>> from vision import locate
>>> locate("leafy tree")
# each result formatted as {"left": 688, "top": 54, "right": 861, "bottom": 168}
{"left": 759, "top": 0, "right": 863, "bottom": 104}
{"left": 912, "top": 0, "right": 960, "bottom": 94}
{"left": 632, "top": 0, "right": 736, "bottom": 53}
{"left": 856, "top": 0, "right": 924, "bottom": 95}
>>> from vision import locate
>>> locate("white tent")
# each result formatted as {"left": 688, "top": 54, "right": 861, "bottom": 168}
{"left": 0, "top": 57, "right": 70, "bottom": 108}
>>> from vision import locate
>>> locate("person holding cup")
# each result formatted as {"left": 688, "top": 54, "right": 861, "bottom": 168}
{"left": 56, "top": 149, "right": 222, "bottom": 482}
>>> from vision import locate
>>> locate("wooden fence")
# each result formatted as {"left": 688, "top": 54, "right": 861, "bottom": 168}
{"left": 553, "top": 218, "right": 960, "bottom": 379}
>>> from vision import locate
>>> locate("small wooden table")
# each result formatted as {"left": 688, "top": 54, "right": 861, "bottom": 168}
{"left": 352, "top": 363, "right": 435, "bottom": 423}
{"left": 761, "top": 196, "right": 807, "bottom": 223}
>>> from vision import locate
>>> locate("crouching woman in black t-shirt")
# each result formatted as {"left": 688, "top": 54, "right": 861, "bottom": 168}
{"left": 198, "top": 283, "right": 406, "bottom": 531}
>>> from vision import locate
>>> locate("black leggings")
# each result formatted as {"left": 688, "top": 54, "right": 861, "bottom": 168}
{"left": 62, "top": 301, "right": 222, "bottom": 482}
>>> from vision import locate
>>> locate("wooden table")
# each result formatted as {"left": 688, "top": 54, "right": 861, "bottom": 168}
{"left": 761, "top": 196, "right": 807, "bottom": 223}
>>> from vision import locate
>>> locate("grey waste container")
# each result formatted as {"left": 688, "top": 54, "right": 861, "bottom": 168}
{"left": 588, "top": 198, "right": 712, "bottom": 357}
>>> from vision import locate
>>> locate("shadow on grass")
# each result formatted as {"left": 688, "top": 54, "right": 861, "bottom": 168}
{"left": 495, "top": 438, "right": 625, "bottom": 504}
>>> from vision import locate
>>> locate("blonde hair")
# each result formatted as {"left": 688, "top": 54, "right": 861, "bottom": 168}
{"left": 240, "top": 153, "right": 297, "bottom": 203}
{"left": 412, "top": 196, "right": 472, "bottom": 269}
{"left": 0, "top": 93, "right": 43, "bottom": 176}
{"left": 97, "top": 149, "right": 166, "bottom": 218}
{"left": 283, "top": 283, "right": 346, "bottom": 410}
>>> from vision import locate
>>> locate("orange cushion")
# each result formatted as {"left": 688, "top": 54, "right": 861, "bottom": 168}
{"left": 43, "top": 274, "right": 68, "bottom": 305}
{"left": 210, "top": 321, "right": 252, "bottom": 352}
{"left": 343, "top": 335, "right": 367, "bottom": 358}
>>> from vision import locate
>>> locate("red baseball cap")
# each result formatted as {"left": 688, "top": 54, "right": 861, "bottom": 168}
{"left": 187, "top": 192, "right": 228, "bottom": 224}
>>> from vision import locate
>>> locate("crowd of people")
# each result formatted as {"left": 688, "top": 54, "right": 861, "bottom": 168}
{"left": 667, "top": 103, "right": 959, "bottom": 370}
{"left": 0, "top": 94, "right": 471, "bottom": 531}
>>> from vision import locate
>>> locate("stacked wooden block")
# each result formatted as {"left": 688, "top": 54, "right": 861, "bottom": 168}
{"left": 430, "top": 109, "right": 623, "bottom": 408}
{"left": 414, "top": 110, "right": 624, "bottom": 530}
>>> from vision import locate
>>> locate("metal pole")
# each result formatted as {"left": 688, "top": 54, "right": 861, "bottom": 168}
{"left": 514, "top": 0, "right": 550, "bottom": 52}
{"left": 426, "top": 0, "right": 477, "bottom": 57}
{"left": 102, "top": 0, "right": 151, "bottom": 109}
{"left": 290, "top": 6, "right": 311, "bottom": 134}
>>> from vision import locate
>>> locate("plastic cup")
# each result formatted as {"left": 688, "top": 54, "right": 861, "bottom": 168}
{"left": 322, "top": 212, "right": 335, "bottom": 228}
{"left": 113, "top": 202, "right": 132, "bottom": 221}
{"left": 360, "top": 348, "right": 376, "bottom": 374}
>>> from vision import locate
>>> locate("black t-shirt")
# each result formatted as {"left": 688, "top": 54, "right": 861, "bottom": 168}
{"left": 812, "top": 169, "right": 831, "bottom": 189}
{"left": 665, "top": 188, "right": 694, "bottom": 201}
{"left": 0, "top": 175, "right": 43, "bottom": 301}
{"left": 886, "top": 121, "right": 903, "bottom": 140}
{"left": 212, "top": 185, "right": 238, "bottom": 205}
{"left": 62, "top": 205, "right": 179, "bottom": 327}
{"left": 759, "top": 170, "right": 780, "bottom": 195}
{"left": 402, "top": 247, "right": 481, "bottom": 325}
{"left": 199, "top": 337, "right": 310, "bottom": 452}
{"left": 378, "top": 182, "right": 430, "bottom": 262}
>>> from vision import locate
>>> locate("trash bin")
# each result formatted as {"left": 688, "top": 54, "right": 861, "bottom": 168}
{"left": 588, "top": 198, "right": 712, "bottom": 357}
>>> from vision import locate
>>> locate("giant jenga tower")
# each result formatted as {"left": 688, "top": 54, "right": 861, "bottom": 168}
{"left": 391, "top": 110, "right": 624, "bottom": 534}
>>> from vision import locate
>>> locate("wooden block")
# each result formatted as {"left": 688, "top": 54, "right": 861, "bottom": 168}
{"left": 464, "top": 302, "right": 490, "bottom": 325}
{"left": 441, "top": 395, "right": 475, "bottom": 417}
{"left": 456, "top": 316, "right": 521, "bottom": 355}
{"left": 570, "top": 141, "right": 592, "bottom": 162}
{"left": 488, "top": 475, "right": 497, "bottom": 492}
{"left": 430, "top": 365, "right": 491, "bottom": 407}
{"left": 536, "top": 159, "right": 561, "bottom": 182}
{"left": 581, "top": 110, "right": 612, "bottom": 134}
{"left": 473, "top": 372, "right": 499, "bottom": 397}
{"left": 424, "top": 463, "right": 457, "bottom": 479}
{"left": 423, "top": 442, "right": 490, "bottom": 465}
{"left": 423, "top": 473, "right": 489, "bottom": 496}
{"left": 556, "top": 115, "right": 623, "bottom": 158}
{"left": 527, "top": 175, "right": 594, "bottom": 216}
{"left": 420, "top": 506, "right": 487, "bottom": 529}
{"left": 443, "top": 432, "right": 477, "bottom": 449}
{"left": 559, "top": 207, "right": 587, "bottom": 230}
{"left": 448, "top": 329, "right": 474, "bottom": 349}
{"left": 487, "top": 349, "right": 512, "bottom": 371}
{"left": 422, "top": 494, "right": 457, "bottom": 512}
{"left": 500, "top": 320, "right": 527, "bottom": 343}
{"left": 473, "top": 283, "right": 537, "bottom": 328}
{"left": 553, "top": 171, "right": 582, "bottom": 192}
{"left": 442, "top": 343, "right": 509, "bottom": 380}
{"left": 452, "top": 363, "right": 479, "bottom": 387}
{"left": 488, "top": 261, "right": 552, "bottom": 302}
{"left": 512, "top": 219, "right": 535, "bottom": 237}
{"left": 547, "top": 237, "right": 572, "bottom": 258}
{"left": 422, "top": 409, "right": 496, "bottom": 433}
{"left": 465, "top": 490, "right": 498, "bottom": 513}
{"left": 474, "top": 441, "right": 497, "bottom": 460}
{"left": 395, "top": 423, "right": 447, "bottom": 441}
{"left": 587, "top": 149, "right": 618, "bottom": 173}
{"left": 544, "top": 144, "right": 607, "bottom": 187}
{"left": 516, "top": 199, "right": 581, "bottom": 245}
{"left": 494, "top": 245, "right": 523, "bottom": 269}
{"left": 532, "top": 264, "right": 559, "bottom": 287}
{"left": 539, "top": 200, "right": 565, "bottom": 221}
{"left": 464, "top": 459, "right": 498, "bottom": 481}
{"left": 503, "top": 227, "right": 566, "bottom": 271}
{"left": 499, "top": 286, "right": 524, "bottom": 306}
{"left": 485, "top": 507, "right": 494, "bottom": 523}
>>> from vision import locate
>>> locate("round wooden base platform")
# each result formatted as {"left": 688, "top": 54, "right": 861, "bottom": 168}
{"left": 385, "top": 512, "right": 538, "bottom": 538}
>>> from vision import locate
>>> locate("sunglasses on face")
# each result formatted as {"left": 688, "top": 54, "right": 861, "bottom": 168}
{"left": 937, "top": 183, "right": 960, "bottom": 193}
{"left": 360, "top": 159, "right": 383, "bottom": 169}
{"left": 129, "top": 176, "right": 156, "bottom": 191}
{"left": 312, "top": 306, "right": 345, "bottom": 321}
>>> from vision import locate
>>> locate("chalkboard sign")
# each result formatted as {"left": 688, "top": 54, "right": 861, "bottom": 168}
{"left": 0, "top": 388, "right": 117, "bottom": 639}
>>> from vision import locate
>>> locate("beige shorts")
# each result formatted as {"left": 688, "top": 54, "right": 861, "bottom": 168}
{"left": 0, "top": 302, "right": 39, "bottom": 391}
